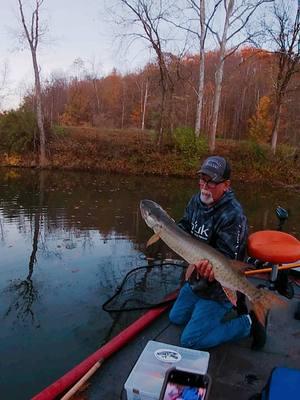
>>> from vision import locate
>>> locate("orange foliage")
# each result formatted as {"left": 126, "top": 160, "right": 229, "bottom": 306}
{"left": 248, "top": 96, "right": 272, "bottom": 144}
{"left": 24, "top": 46, "right": 298, "bottom": 144}
{"left": 130, "top": 107, "right": 141, "bottom": 127}
{"left": 60, "top": 82, "right": 92, "bottom": 125}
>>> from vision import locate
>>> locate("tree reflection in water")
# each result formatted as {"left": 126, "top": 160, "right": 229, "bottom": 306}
{"left": 4, "top": 172, "right": 45, "bottom": 325}
{"left": 0, "top": 217, "right": 4, "bottom": 242}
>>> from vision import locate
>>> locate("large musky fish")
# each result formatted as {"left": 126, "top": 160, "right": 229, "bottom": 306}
{"left": 140, "top": 199, "right": 284, "bottom": 325}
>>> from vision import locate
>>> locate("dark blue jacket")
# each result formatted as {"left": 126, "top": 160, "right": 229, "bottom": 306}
{"left": 178, "top": 189, "right": 248, "bottom": 302}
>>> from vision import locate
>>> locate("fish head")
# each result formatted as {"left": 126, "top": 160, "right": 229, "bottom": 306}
{"left": 140, "top": 199, "right": 168, "bottom": 232}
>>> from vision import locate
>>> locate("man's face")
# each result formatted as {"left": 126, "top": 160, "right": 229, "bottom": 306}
{"left": 198, "top": 174, "right": 230, "bottom": 205}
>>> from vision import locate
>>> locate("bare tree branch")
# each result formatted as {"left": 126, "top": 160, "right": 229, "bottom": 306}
{"left": 227, "top": 1, "right": 273, "bottom": 42}
{"left": 262, "top": 0, "right": 300, "bottom": 154}
{"left": 115, "top": 0, "right": 181, "bottom": 147}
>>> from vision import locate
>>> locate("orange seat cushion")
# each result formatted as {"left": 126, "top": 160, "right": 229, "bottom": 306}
{"left": 248, "top": 230, "right": 300, "bottom": 264}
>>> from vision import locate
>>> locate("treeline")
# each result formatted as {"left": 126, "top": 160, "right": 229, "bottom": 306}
{"left": 2, "top": 0, "right": 298, "bottom": 168}
{"left": 1, "top": 47, "right": 299, "bottom": 157}
{"left": 20, "top": 47, "right": 299, "bottom": 146}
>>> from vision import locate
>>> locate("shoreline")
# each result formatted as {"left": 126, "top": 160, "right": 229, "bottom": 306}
{"left": 1, "top": 161, "right": 300, "bottom": 193}
{"left": 1, "top": 127, "right": 299, "bottom": 189}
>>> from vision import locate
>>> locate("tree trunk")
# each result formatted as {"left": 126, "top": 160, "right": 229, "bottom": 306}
{"left": 237, "top": 86, "right": 247, "bottom": 140}
{"left": 121, "top": 83, "right": 126, "bottom": 130}
{"left": 32, "top": 51, "right": 47, "bottom": 167}
{"left": 141, "top": 79, "right": 148, "bottom": 130}
{"left": 210, "top": 62, "right": 225, "bottom": 151}
{"left": 157, "top": 85, "right": 166, "bottom": 148}
{"left": 157, "top": 61, "right": 169, "bottom": 149}
{"left": 185, "top": 96, "right": 189, "bottom": 126}
{"left": 121, "top": 102, "right": 125, "bottom": 130}
{"left": 167, "top": 88, "right": 175, "bottom": 142}
{"left": 271, "top": 102, "right": 282, "bottom": 155}
{"left": 28, "top": 208, "right": 40, "bottom": 279}
{"left": 210, "top": 0, "right": 234, "bottom": 152}
{"left": 50, "top": 93, "right": 54, "bottom": 127}
{"left": 93, "top": 79, "right": 101, "bottom": 114}
{"left": 195, "top": 0, "right": 206, "bottom": 138}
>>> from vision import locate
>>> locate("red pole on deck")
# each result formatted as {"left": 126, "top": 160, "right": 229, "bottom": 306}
{"left": 31, "top": 292, "right": 177, "bottom": 400}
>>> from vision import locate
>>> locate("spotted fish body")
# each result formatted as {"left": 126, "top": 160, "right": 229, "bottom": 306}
{"left": 140, "top": 199, "right": 284, "bottom": 324}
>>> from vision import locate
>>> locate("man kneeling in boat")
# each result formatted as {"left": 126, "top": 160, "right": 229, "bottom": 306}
{"left": 169, "top": 156, "right": 266, "bottom": 351}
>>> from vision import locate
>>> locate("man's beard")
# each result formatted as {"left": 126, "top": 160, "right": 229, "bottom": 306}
{"left": 200, "top": 189, "right": 214, "bottom": 205}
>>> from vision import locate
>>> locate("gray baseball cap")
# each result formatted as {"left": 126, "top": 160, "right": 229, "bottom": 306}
{"left": 198, "top": 156, "right": 231, "bottom": 183}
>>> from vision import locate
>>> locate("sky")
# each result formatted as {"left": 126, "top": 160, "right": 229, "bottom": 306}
{"left": 0, "top": 0, "right": 293, "bottom": 111}
{"left": 0, "top": 0, "right": 151, "bottom": 110}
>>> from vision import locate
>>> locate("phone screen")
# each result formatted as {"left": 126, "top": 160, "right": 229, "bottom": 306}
{"left": 161, "top": 369, "right": 209, "bottom": 400}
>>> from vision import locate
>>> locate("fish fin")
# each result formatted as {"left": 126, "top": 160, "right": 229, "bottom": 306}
{"left": 185, "top": 264, "right": 196, "bottom": 281}
{"left": 222, "top": 286, "right": 237, "bottom": 306}
{"left": 251, "top": 302, "right": 267, "bottom": 327}
{"left": 251, "top": 289, "right": 286, "bottom": 326}
{"left": 229, "top": 259, "right": 252, "bottom": 274}
{"left": 146, "top": 233, "right": 160, "bottom": 247}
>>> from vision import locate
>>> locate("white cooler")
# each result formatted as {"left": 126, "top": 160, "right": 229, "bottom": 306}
{"left": 124, "top": 340, "right": 210, "bottom": 400}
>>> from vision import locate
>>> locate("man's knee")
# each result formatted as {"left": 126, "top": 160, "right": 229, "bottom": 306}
{"left": 169, "top": 308, "right": 187, "bottom": 326}
{"left": 180, "top": 329, "right": 211, "bottom": 350}
{"left": 181, "top": 331, "right": 201, "bottom": 349}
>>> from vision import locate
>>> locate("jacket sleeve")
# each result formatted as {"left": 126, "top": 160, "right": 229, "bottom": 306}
{"left": 177, "top": 197, "right": 194, "bottom": 233}
{"left": 214, "top": 213, "right": 248, "bottom": 260}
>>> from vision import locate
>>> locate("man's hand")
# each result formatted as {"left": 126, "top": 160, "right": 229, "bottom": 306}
{"left": 194, "top": 259, "right": 215, "bottom": 282}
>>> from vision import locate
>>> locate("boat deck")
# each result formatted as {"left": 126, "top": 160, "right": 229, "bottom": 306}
{"left": 83, "top": 283, "right": 300, "bottom": 400}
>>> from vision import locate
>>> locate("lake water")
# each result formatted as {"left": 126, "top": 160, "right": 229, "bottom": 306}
{"left": 0, "top": 168, "right": 299, "bottom": 399}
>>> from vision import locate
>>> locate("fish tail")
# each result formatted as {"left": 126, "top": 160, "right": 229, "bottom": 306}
{"left": 251, "top": 289, "right": 286, "bottom": 326}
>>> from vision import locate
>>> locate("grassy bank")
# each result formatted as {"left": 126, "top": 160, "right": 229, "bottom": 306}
{"left": 0, "top": 126, "right": 299, "bottom": 187}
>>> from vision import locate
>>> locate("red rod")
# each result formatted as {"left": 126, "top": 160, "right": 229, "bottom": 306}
{"left": 31, "top": 292, "right": 177, "bottom": 400}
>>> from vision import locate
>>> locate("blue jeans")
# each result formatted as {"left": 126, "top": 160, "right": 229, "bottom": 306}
{"left": 169, "top": 283, "right": 251, "bottom": 349}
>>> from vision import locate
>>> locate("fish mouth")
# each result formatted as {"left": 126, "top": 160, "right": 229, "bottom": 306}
{"left": 139, "top": 200, "right": 148, "bottom": 219}
{"left": 140, "top": 200, "right": 151, "bottom": 225}
{"left": 140, "top": 199, "right": 158, "bottom": 229}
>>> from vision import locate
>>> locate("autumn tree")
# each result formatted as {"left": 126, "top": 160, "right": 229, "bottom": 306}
{"left": 229, "top": 48, "right": 271, "bottom": 139}
{"left": 98, "top": 70, "right": 125, "bottom": 128}
{"left": 85, "top": 58, "right": 102, "bottom": 117}
{"left": 17, "top": 0, "right": 47, "bottom": 167}
{"left": 264, "top": 0, "right": 300, "bottom": 154}
{"left": 60, "top": 80, "right": 93, "bottom": 126}
{"left": 14, "top": 44, "right": 300, "bottom": 145}
{"left": 248, "top": 96, "right": 272, "bottom": 143}
{"left": 114, "top": 0, "right": 181, "bottom": 147}
{"left": 132, "top": 66, "right": 150, "bottom": 130}
{"left": 206, "top": 0, "right": 272, "bottom": 152}
{"left": 42, "top": 74, "right": 69, "bottom": 127}
{"left": 164, "top": 0, "right": 210, "bottom": 137}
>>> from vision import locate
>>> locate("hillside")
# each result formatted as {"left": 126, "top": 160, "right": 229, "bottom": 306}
{"left": 0, "top": 126, "right": 299, "bottom": 189}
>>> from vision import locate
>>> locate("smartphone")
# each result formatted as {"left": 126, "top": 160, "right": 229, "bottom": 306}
{"left": 159, "top": 367, "right": 211, "bottom": 400}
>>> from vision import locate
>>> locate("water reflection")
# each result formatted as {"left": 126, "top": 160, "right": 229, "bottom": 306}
{"left": 0, "top": 168, "right": 300, "bottom": 400}
{"left": 4, "top": 172, "right": 45, "bottom": 325}
{"left": 5, "top": 240, "right": 39, "bottom": 323}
